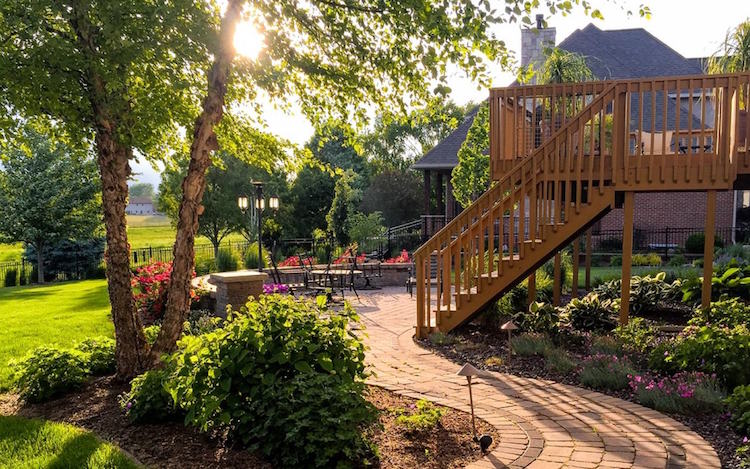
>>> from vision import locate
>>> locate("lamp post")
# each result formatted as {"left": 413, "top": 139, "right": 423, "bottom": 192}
{"left": 238, "top": 181, "right": 279, "bottom": 272}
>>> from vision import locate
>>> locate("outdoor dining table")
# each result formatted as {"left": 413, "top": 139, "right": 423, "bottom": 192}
{"left": 310, "top": 268, "right": 363, "bottom": 300}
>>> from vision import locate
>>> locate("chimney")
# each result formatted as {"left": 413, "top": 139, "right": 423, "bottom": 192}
{"left": 521, "top": 15, "right": 556, "bottom": 84}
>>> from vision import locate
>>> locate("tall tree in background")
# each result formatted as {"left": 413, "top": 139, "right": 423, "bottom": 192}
{"left": 327, "top": 171, "right": 360, "bottom": 246}
{"left": 0, "top": 0, "right": 630, "bottom": 377}
{"left": 452, "top": 48, "right": 594, "bottom": 206}
{"left": 0, "top": 126, "right": 101, "bottom": 283}
{"left": 129, "top": 183, "right": 155, "bottom": 199}
{"left": 709, "top": 20, "right": 750, "bottom": 73}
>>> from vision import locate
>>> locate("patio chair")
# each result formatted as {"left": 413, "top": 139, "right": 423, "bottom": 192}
{"left": 638, "top": 130, "right": 674, "bottom": 155}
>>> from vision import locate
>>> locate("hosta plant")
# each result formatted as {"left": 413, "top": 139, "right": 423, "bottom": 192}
{"left": 562, "top": 293, "right": 617, "bottom": 332}
{"left": 513, "top": 301, "right": 560, "bottom": 334}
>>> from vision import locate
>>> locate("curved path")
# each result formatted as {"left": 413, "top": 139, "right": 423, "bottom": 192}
{"left": 355, "top": 288, "right": 720, "bottom": 469}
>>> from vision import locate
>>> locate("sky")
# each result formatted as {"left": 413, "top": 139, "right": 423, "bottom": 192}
{"left": 129, "top": 0, "right": 750, "bottom": 189}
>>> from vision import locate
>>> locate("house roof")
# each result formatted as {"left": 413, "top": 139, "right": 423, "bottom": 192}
{"left": 412, "top": 24, "right": 704, "bottom": 171}
{"left": 129, "top": 197, "right": 153, "bottom": 205}
{"left": 412, "top": 106, "right": 480, "bottom": 171}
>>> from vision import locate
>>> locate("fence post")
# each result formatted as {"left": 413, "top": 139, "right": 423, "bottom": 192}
{"left": 664, "top": 227, "right": 669, "bottom": 261}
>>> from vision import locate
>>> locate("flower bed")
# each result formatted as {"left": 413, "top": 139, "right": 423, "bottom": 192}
{"left": 131, "top": 261, "right": 200, "bottom": 324}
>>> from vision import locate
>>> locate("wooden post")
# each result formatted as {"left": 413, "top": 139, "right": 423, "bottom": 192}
{"left": 423, "top": 170, "right": 432, "bottom": 216}
{"left": 585, "top": 229, "right": 592, "bottom": 291}
{"left": 553, "top": 253, "right": 561, "bottom": 306}
{"left": 436, "top": 172, "right": 444, "bottom": 218}
{"left": 572, "top": 238, "right": 580, "bottom": 298}
{"left": 702, "top": 190, "right": 717, "bottom": 310}
{"left": 528, "top": 271, "right": 536, "bottom": 307}
{"left": 620, "top": 192, "right": 634, "bottom": 325}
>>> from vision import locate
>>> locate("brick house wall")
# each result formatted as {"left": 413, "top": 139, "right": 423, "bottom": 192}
{"left": 595, "top": 191, "right": 735, "bottom": 246}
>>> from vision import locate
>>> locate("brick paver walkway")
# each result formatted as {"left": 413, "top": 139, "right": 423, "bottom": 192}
{"left": 354, "top": 288, "right": 720, "bottom": 469}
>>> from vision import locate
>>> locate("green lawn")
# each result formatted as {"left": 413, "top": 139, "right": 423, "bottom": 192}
{"left": 0, "top": 415, "right": 139, "bottom": 468}
{"left": 0, "top": 215, "right": 246, "bottom": 263}
{"left": 0, "top": 280, "right": 113, "bottom": 391}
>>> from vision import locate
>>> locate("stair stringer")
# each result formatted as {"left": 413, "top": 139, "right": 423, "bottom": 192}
{"left": 435, "top": 188, "right": 615, "bottom": 333}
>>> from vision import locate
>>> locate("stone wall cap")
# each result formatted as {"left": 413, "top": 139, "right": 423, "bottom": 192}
{"left": 209, "top": 270, "right": 269, "bottom": 284}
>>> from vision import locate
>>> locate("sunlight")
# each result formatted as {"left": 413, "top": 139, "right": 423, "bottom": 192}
{"left": 234, "top": 20, "right": 264, "bottom": 59}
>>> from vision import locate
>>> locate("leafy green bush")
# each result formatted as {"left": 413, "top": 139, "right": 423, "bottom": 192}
{"left": 483, "top": 273, "right": 552, "bottom": 328}
{"left": 726, "top": 385, "right": 750, "bottom": 435}
{"left": 143, "top": 325, "right": 160, "bottom": 345}
{"left": 668, "top": 254, "right": 687, "bottom": 266}
{"left": 659, "top": 325, "right": 750, "bottom": 389}
{"left": 609, "top": 255, "right": 622, "bottom": 267}
{"left": 689, "top": 298, "right": 750, "bottom": 328}
{"left": 511, "top": 333, "right": 553, "bottom": 356}
{"left": 119, "top": 369, "right": 177, "bottom": 423}
{"left": 685, "top": 232, "right": 723, "bottom": 254}
{"left": 164, "top": 295, "right": 376, "bottom": 468}
{"left": 4, "top": 269, "right": 17, "bottom": 287}
{"left": 579, "top": 354, "right": 636, "bottom": 391}
{"left": 595, "top": 272, "right": 680, "bottom": 315}
{"left": 183, "top": 310, "right": 223, "bottom": 336}
{"left": 629, "top": 372, "right": 724, "bottom": 414}
{"left": 561, "top": 293, "right": 617, "bottom": 332}
{"left": 632, "top": 253, "right": 662, "bottom": 266}
{"left": 74, "top": 337, "right": 115, "bottom": 375}
{"left": 514, "top": 301, "right": 560, "bottom": 334}
{"left": 12, "top": 346, "right": 89, "bottom": 403}
{"left": 216, "top": 248, "right": 239, "bottom": 272}
{"left": 394, "top": 399, "right": 443, "bottom": 432}
{"left": 682, "top": 262, "right": 750, "bottom": 303}
{"left": 242, "top": 242, "right": 266, "bottom": 270}
{"left": 194, "top": 256, "right": 215, "bottom": 276}
{"left": 544, "top": 349, "right": 577, "bottom": 374}
{"left": 614, "top": 317, "right": 658, "bottom": 353}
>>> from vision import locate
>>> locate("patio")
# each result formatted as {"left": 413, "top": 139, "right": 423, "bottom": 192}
{"left": 356, "top": 288, "right": 720, "bottom": 469}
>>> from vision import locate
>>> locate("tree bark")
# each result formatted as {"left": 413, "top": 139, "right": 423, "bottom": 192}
{"left": 97, "top": 130, "right": 148, "bottom": 379}
{"left": 68, "top": 1, "right": 147, "bottom": 380}
{"left": 150, "top": 0, "right": 245, "bottom": 363}
{"left": 36, "top": 242, "right": 44, "bottom": 284}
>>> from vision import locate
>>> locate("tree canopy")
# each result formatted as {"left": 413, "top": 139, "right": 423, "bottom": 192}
{"left": 129, "top": 183, "right": 155, "bottom": 199}
{"left": 0, "top": 126, "right": 101, "bottom": 282}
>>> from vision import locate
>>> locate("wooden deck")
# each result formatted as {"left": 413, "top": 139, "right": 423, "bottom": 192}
{"left": 415, "top": 72, "right": 750, "bottom": 337}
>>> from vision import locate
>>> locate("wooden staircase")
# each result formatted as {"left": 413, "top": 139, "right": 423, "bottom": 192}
{"left": 415, "top": 73, "right": 750, "bottom": 337}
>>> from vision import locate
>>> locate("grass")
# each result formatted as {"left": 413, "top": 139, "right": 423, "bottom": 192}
{"left": 0, "top": 280, "right": 113, "bottom": 391}
{"left": 0, "top": 415, "right": 139, "bottom": 468}
{"left": 0, "top": 214, "right": 246, "bottom": 262}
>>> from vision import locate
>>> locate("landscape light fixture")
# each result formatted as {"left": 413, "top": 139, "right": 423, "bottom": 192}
{"left": 501, "top": 320, "right": 518, "bottom": 362}
{"left": 237, "top": 181, "right": 279, "bottom": 272}
{"left": 456, "top": 363, "right": 493, "bottom": 452}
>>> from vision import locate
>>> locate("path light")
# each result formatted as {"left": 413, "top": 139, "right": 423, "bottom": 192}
{"left": 457, "top": 363, "right": 493, "bottom": 452}
{"left": 501, "top": 320, "right": 518, "bottom": 362}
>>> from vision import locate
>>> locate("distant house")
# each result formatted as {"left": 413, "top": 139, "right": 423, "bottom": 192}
{"left": 126, "top": 196, "right": 156, "bottom": 215}
{"left": 413, "top": 21, "right": 743, "bottom": 243}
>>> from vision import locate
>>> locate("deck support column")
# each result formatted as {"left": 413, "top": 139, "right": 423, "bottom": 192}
{"left": 553, "top": 253, "right": 561, "bottom": 306}
{"left": 585, "top": 229, "right": 592, "bottom": 291}
{"left": 528, "top": 271, "right": 536, "bottom": 307}
{"left": 572, "top": 238, "right": 580, "bottom": 298}
{"left": 620, "top": 192, "right": 634, "bottom": 325}
{"left": 423, "top": 170, "right": 432, "bottom": 216}
{"left": 436, "top": 173, "right": 444, "bottom": 219}
{"left": 702, "top": 190, "right": 717, "bottom": 310}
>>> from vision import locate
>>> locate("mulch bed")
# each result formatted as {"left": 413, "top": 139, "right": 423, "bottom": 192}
{"left": 0, "top": 377, "right": 496, "bottom": 468}
{"left": 417, "top": 322, "right": 746, "bottom": 469}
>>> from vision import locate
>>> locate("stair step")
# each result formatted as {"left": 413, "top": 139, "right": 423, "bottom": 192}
{"left": 524, "top": 239, "right": 543, "bottom": 245}
{"left": 499, "top": 255, "right": 521, "bottom": 262}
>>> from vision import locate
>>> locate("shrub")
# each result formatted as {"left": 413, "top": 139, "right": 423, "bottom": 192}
{"left": 394, "top": 399, "right": 444, "bottom": 432}
{"left": 143, "top": 325, "right": 161, "bottom": 345}
{"left": 119, "top": 369, "right": 176, "bottom": 423}
{"left": 216, "top": 248, "right": 239, "bottom": 272}
{"left": 738, "top": 443, "right": 750, "bottom": 468}
{"left": 74, "top": 337, "right": 115, "bottom": 375}
{"left": 629, "top": 372, "right": 724, "bottom": 414}
{"left": 194, "top": 256, "right": 214, "bottom": 276}
{"left": 164, "top": 295, "right": 376, "bottom": 467}
{"left": 579, "top": 354, "right": 636, "bottom": 391}
{"left": 428, "top": 331, "right": 455, "bottom": 346}
{"left": 511, "top": 333, "right": 553, "bottom": 356}
{"left": 544, "top": 349, "right": 577, "bottom": 374}
{"left": 385, "top": 249, "right": 410, "bottom": 264}
{"left": 590, "top": 335, "right": 624, "bottom": 356}
{"left": 614, "top": 317, "right": 658, "bottom": 353}
{"left": 485, "top": 272, "right": 553, "bottom": 328}
{"left": 12, "top": 346, "right": 89, "bottom": 403}
{"left": 132, "top": 260, "right": 198, "bottom": 324}
{"left": 689, "top": 298, "right": 750, "bottom": 328}
{"left": 609, "top": 255, "right": 622, "bottom": 267}
{"left": 514, "top": 301, "right": 560, "bottom": 335}
{"left": 726, "top": 385, "right": 750, "bottom": 435}
{"left": 682, "top": 262, "right": 750, "bottom": 304}
{"left": 242, "top": 243, "right": 266, "bottom": 270}
{"left": 4, "top": 268, "right": 17, "bottom": 287}
{"left": 24, "top": 238, "right": 105, "bottom": 281}
{"left": 668, "top": 254, "right": 687, "bottom": 266}
{"left": 685, "top": 232, "right": 723, "bottom": 254}
{"left": 562, "top": 293, "right": 617, "bottom": 332}
{"left": 183, "top": 310, "right": 222, "bottom": 336}
{"left": 660, "top": 325, "right": 750, "bottom": 389}
{"left": 632, "top": 253, "right": 662, "bottom": 266}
